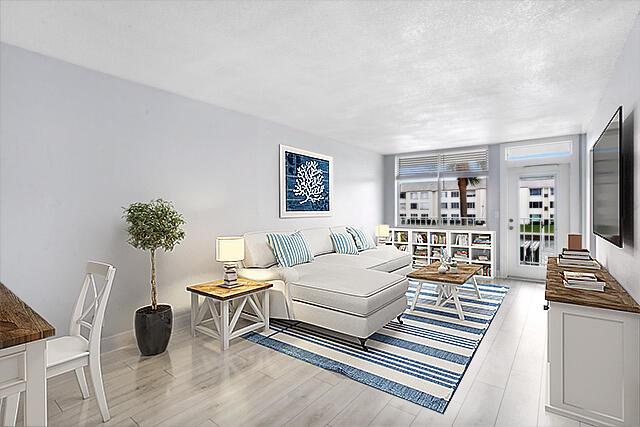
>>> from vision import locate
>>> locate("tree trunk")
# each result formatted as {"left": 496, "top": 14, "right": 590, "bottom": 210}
{"left": 150, "top": 249, "right": 157, "bottom": 310}
{"left": 458, "top": 178, "right": 468, "bottom": 222}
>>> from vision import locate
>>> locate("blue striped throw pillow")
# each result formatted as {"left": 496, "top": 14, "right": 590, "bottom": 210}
{"left": 330, "top": 232, "right": 359, "bottom": 255}
{"left": 346, "top": 227, "right": 376, "bottom": 251}
{"left": 266, "top": 231, "right": 314, "bottom": 267}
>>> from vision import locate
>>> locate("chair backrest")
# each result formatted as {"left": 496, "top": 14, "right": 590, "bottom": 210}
{"left": 69, "top": 261, "right": 116, "bottom": 355}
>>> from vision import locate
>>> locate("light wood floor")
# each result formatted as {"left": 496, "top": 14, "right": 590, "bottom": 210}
{"left": 16, "top": 279, "right": 593, "bottom": 426}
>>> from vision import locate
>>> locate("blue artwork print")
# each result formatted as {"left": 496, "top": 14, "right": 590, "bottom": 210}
{"left": 285, "top": 151, "right": 330, "bottom": 212}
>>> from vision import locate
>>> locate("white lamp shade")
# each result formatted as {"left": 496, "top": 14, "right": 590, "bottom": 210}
{"left": 375, "top": 224, "right": 390, "bottom": 237}
{"left": 216, "top": 236, "right": 245, "bottom": 262}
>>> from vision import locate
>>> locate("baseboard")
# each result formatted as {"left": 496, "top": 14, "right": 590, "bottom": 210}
{"left": 505, "top": 275, "right": 545, "bottom": 284}
{"left": 100, "top": 310, "right": 191, "bottom": 353}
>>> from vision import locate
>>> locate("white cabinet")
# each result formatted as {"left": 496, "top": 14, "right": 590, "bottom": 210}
{"left": 546, "top": 302, "right": 640, "bottom": 426}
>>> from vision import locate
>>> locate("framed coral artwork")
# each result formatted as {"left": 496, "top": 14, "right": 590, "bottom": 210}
{"left": 279, "top": 145, "right": 333, "bottom": 218}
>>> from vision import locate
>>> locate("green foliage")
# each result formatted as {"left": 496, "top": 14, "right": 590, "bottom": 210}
{"left": 466, "top": 177, "right": 480, "bottom": 186}
{"left": 123, "top": 199, "right": 185, "bottom": 252}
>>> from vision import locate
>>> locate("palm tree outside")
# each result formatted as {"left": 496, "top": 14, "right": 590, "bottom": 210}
{"left": 457, "top": 176, "right": 480, "bottom": 222}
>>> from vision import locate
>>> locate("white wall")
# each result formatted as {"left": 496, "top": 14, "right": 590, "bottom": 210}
{"left": 0, "top": 43, "right": 384, "bottom": 339}
{"left": 585, "top": 15, "right": 640, "bottom": 303}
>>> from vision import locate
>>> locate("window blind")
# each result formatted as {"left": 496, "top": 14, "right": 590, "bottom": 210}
{"left": 397, "top": 148, "right": 488, "bottom": 178}
{"left": 440, "top": 149, "right": 488, "bottom": 172}
{"left": 397, "top": 155, "right": 439, "bottom": 177}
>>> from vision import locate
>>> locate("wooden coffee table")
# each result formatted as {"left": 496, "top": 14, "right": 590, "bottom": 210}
{"left": 186, "top": 279, "right": 272, "bottom": 351}
{"left": 407, "top": 262, "right": 483, "bottom": 320}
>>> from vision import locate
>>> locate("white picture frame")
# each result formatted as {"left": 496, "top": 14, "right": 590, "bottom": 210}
{"left": 279, "top": 145, "right": 333, "bottom": 218}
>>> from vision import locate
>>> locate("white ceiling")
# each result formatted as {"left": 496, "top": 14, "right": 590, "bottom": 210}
{"left": 1, "top": 1, "right": 639, "bottom": 154}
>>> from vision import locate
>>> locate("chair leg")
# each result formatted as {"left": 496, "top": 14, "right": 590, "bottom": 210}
{"left": 89, "top": 356, "right": 110, "bottom": 422}
{"left": 358, "top": 337, "right": 368, "bottom": 351}
{"left": 3, "top": 393, "right": 20, "bottom": 427}
{"left": 75, "top": 367, "right": 90, "bottom": 399}
{"left": 396, "top": 314, "right": 403, "bottom": 324}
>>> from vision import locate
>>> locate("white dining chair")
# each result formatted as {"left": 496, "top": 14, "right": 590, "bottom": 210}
{"left": 4, "top": 261, "right": 116, "bottom": 425}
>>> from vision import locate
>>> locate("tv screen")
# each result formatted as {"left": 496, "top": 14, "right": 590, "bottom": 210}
{"left": 592, "top": 106, "right": 623, "bottom": 247}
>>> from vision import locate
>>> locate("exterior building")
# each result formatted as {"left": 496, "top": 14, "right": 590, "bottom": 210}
{"left": 518, "top": 180, "right": 555, "bottom": 225}
{"left": 398, "top": 178, "right": 487, "bottom": 226}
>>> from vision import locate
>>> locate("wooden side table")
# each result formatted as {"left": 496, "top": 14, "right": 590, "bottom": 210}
{"left": 186, "top": 279, "right": 272, "bottom": 351}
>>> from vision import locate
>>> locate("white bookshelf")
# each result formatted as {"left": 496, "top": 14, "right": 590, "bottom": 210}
{"left": 386, "top": 228, "right": 496, "bottom": 278}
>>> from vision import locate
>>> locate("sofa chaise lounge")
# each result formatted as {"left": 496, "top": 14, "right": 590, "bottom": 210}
{"left": 238, "top": 226, "right": 411, "bottom": 348}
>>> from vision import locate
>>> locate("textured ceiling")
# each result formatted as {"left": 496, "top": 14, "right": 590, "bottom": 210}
{"left": 1, "top": 1, "right": 639, "bottom": 154}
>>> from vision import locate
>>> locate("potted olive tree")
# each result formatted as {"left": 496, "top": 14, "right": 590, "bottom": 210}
{"left": 123, "top": 199, "right": 185, "bottom": 356}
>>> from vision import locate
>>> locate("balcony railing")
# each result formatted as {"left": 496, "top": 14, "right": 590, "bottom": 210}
{"left": 519, "top": 217, "right": 556, "bottom": 266}
{"left": 399, "top": 217, "right": 487, "bottom": 228}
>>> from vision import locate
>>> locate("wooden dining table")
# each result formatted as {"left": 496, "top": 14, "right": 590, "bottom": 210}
{"left": 1, "top": 282, "right": 55, "bottom": 426}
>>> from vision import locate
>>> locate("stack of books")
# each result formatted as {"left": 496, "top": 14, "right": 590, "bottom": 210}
{"left": 473, "top": 235, "right": 491, "bottom": 246}
{"left": 557, "top": 248, "right": 600, "bottom": 269}
{"left": 562, "top": 271, "right": 606, "bottom": 292}
{"left": 413, "top": 247, "right": 428, "bottom": 257}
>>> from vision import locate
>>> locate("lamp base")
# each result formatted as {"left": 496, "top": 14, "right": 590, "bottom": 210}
{"left": 220, "top": 263, "right": 240, "bottom": 288}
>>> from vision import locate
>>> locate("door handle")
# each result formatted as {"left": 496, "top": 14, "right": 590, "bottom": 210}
{"left": 509, "top": 226, "right": 514, "bottom": 230}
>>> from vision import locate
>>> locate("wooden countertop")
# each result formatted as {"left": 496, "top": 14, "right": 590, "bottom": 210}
{"left": 0, "top": 282, "right": 55, "bottom": 349}
{"left": 408, "top": 261, "right": 483, "bottom": 285}
{"left": 187, "top": 279, "right": 272, "bottom": 301}
{"left": 545, "top": 257, "right": 640, "bottom": 314}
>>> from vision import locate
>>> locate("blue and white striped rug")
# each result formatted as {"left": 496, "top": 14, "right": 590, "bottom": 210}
{"left": 243, "top": 281, "right": 508, "bottom": 413}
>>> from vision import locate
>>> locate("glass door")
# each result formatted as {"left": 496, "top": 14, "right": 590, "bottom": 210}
{"left": 506, "top": 165, "right": 568, "bottom": 280}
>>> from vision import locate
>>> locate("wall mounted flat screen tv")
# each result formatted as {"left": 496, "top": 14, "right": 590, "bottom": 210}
{"left": 592, "top": 106, "right": 623, "bottom": 247}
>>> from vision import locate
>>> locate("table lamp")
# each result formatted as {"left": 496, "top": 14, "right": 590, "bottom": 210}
{"left": 216, "top": 236, "right": 245, "bottom": 288}
{"left": 375, "top": 224, "right": 390, "bottom": 246}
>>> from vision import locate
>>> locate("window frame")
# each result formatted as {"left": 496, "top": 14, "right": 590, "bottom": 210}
{"left": 395, "top": 148, "right": 489, "bottom": 228}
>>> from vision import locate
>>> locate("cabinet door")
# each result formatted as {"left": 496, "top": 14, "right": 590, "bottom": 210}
{"left": 548, "top": 302, "right": 640, "bottom": 426}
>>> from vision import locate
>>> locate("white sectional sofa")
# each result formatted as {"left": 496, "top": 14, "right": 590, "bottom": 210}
{"left": 238, "top": 226, "right": 411, "bottom": 348}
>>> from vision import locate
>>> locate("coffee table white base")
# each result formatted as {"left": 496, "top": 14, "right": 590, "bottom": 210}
{"left": 190, "top": 291, "right": 269, "bottom": 351}
{"left": 410, "top": 276, "right": 482, "bottom": 321}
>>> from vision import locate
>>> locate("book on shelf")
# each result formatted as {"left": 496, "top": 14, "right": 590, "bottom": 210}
{"left": 453, "top": 248, "right": 469, "bottom": 258}
{"left": 454, "top": 234, "right": 469, "bottom": 246}
{"left": 413, "top": 248, "right": 428, "bottom": 257}
{"left": 478, "top": 265, "right": 491, "bottom": 276}
{"left": 472, "top": 234, "right": 491, "bottom": 245}
{"left": 431, "top": 234, "right": 446, "bottom": 245}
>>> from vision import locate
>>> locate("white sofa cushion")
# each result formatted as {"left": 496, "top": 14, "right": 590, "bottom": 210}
{"left": 237, "top": 266, "right": 300, "bottom": 284}
{"left": 298, "top": 227, "right": 333, "bottom": 256}
{"left": 313, "top": 247, "right": 411, "bottom": 273}
{"left": 243, "top": 231, "right": 279, "bottom": 268}
{"left": 313, "top": 253, "right": 382, "bottom": 269}
{"left": 289, "top": 263, "right": 408, "bottom": 316}
{"left": 359, "top": 246, "right": 412, "bottom": 273}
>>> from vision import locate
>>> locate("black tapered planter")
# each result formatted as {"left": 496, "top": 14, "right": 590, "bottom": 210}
{"left": 134, "top": 304, "right": 173, "bottom": 356}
